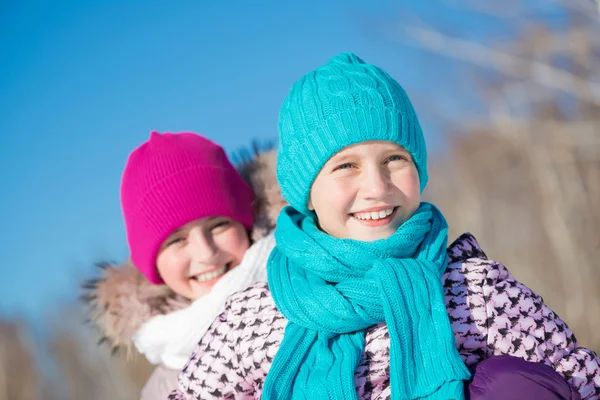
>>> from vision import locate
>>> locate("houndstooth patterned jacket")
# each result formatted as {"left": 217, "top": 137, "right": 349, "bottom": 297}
{"left": 169, "top": 233, "right": 600, "bottom": 400}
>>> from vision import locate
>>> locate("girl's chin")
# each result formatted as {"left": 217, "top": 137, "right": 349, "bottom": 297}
{"left": 346, "top": 220, "right": 402, "bottom": 241}
{"left": 187, "top": 263, "right": 242, "bottom": 299}
{"left": 188, "top": 285, "right": 213, "bottom": 300}
{"left": 354, "top": 230, "right": 396, "bottom": 242}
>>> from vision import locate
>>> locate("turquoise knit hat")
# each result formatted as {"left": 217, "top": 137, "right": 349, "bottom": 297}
{"left": 276, "top": 52, "right": 428, "bottom": 214}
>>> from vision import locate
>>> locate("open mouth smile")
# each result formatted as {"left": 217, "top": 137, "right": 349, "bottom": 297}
{"left": 190, "top": 262, "right": 231, "bottom": 283}
{"left": 350, "top": 207, "right": 398, "bottom": 226}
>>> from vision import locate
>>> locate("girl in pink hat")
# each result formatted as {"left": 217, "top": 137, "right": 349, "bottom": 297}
{"left": 82, "top": 131, "right": 286, "bottom": 400}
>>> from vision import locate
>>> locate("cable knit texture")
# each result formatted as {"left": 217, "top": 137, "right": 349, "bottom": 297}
{"left": 120, "top": 131, "right": 255, "bottom": 284}
{"left": 263, "top": 203, "right": 470, "bottom": 400}
{"left": 276, "top": 52, "right": 427, "bottom": 213}
{"left": 168, "top": 233, "right": 600, "bottom": 400}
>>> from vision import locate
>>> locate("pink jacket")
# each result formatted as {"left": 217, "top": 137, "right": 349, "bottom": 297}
{"left": 169, "top": 233, "right": 600, "bottom": 400}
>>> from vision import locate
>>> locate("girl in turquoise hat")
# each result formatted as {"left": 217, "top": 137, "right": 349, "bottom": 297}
{"left": 169, "top": 53, "right": 599, "bottom": 400}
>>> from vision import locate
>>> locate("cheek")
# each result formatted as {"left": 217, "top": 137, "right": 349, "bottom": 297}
{"left": 310, "top": 179, "right": 355, "bottom": 238}
{"left": 311, "top": 179, "right": 354, "bottom": 216}
{"left": 214, "top": 227, "right": 250, "bottom": 260}
{"left": 393, "top": 168, "right": 421, "bottom": 202}
{"left": 156, "top": 250, "right": 186, "bottom": 283}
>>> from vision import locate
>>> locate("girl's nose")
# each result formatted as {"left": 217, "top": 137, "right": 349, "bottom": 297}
{"left": 360, "top": 165, "right": 390, "bottom": 199}
{"left": 187, "top": 227, "right": 220, "bottom": 264}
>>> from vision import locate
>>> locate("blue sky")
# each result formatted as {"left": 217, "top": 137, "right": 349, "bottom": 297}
{"left": 0, "top": 0, "right": 519, "bottom": 324}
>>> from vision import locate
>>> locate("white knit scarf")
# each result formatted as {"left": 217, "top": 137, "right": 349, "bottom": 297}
{"left": 132, "top": 232, "right": 275, "bottom": 369}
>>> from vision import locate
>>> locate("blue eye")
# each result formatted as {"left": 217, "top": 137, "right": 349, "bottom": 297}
{"left": 334, "top": 163, "right": 354, "bottom": 171}
{"left": 387, "top": 154, "right": 408, "bottom": 163}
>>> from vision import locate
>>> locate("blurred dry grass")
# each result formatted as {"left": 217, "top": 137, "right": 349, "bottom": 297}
{"left": 47, "top": 310, "right": 154, "bottom": 400}
{"left": 428, "top": 122, "right": 600, "bottom": 351}
{"left": 0, "top": 321, "right": 38, "bottom": 400}
{"left": 0, "top": 313, "right": 154, "bottom": 400}
{"left": 418, "top": 0, "right": 600, "bottom": 351}
{"left": 0, "top": 1, "right": 598, "bottom": 399}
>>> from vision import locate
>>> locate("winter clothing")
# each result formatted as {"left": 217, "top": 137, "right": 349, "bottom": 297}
{"left": 120, "top": 131, "right": 255, "bottom": 284}
{"left": 276, "top": 52, "right": 428, "bottom": 214}
{"left": 133, "top": 232, "right": 275, "bottom": 370}
{"left": 263, "top": 204, "right": 469, "bottom": 400}
{"left": 168, "top": 233, "right": 600, "bottom": 399}
{"left": 141, "top": 365, "right": 180, "bottom": 400}
{"left": 83, "top": 148, "right": 286, "bottom": 400}
{"left": 169, "top": 51, "right": 599, "bottom": 400}
{"left": 467, "top": 355, "right": 582, "bottom": 400}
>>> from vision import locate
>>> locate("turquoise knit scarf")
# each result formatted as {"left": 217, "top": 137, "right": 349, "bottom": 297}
{"left": 263, "top": 203, "right": 470, "bottom": 399}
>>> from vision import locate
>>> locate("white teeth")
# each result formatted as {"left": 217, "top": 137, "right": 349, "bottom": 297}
{"left": 192, "top": 265, "right": 227, "bottom": 282}
{"left": 353, "top": 208, "right": 394, "bottom": 220}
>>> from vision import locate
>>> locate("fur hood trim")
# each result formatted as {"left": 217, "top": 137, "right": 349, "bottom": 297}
{"left": 81, "top": 148, "right": 286, "bottom": 352}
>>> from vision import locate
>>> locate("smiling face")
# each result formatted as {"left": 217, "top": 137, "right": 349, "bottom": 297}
{"left": 156, "top": 216, "right": 250, "bottom": 300}
{"left": 308, "top": 141, "right": 421, "bottom": 241}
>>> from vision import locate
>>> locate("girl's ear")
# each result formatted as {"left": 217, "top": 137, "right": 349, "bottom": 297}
{"left": 307, "top": 199, "right": 314, "bottom": 211}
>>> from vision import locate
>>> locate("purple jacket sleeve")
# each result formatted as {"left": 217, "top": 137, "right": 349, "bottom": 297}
{"left": 467, "top": 355, "right": 581, "bottom": 400}
{"left": 470, "top": 258, "right": 600, "bottom": 399}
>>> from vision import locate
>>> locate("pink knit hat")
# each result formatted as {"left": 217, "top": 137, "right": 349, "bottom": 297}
{"left": 120, "top": 131, "right": 255, "bottom": 284}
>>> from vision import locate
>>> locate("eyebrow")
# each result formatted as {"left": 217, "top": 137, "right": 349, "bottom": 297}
{"left": 167, "top": 227, "right": 183, "bottom": 238}
{"left": 328, "top": 146, "right": 410, "bottom": 163}
{"left": 388, "top": 147, "right": 410, "bottom": 156}
{"left": 327, "top": 153, "right": 354, "bottom": 165}
{"left": 167, "top": 216, "right": 220, "bottom": 237}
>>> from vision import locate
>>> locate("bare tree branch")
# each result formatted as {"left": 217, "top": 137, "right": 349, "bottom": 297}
{"left": 441, "top": 0, "right": 523, "bottom": 18}
{"left": 548, "top": 0, "right": 600, "bottom": 19}
{"left": 391, "top": 23, "right": 600, "bottom": 105}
